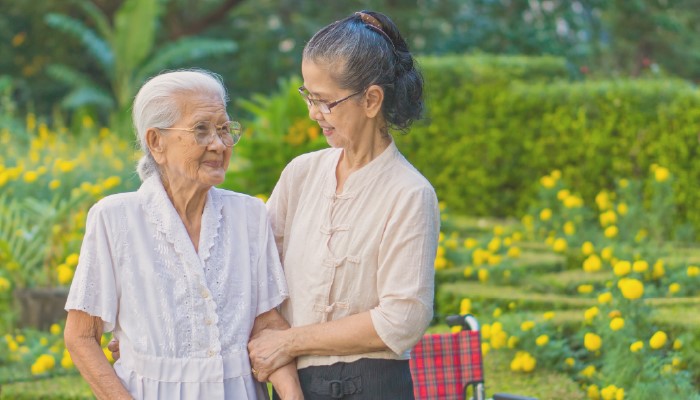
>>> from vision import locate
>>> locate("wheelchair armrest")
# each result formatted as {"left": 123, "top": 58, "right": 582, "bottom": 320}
{"left": 446, "top": 314, "right": 480, "bottom": 331}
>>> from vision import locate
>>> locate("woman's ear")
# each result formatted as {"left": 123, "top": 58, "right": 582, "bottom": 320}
{"left": 364, "top": 85, "right": 384, "bottom": 118}
{"left": 146, "top": 128, "right": 166, "bottom": 164}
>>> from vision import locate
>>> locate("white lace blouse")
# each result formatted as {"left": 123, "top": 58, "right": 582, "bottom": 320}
{"left": 65, "top": 176, "right": 288, "bottom": 399}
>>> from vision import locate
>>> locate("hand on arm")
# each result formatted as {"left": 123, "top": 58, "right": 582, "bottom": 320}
{"left": 64, "top": 310, "right": 132, "bottom": 400}
{"left": 248, "top": 309, "right": 303, "bottom": 399}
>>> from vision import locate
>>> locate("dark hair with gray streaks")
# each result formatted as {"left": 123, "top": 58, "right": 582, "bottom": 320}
{"left": 303, "top": 10, "right": 423, "bottom": 132}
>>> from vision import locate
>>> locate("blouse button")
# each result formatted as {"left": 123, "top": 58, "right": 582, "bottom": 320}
{"left": 205, "top": 318, "right": 214, "bottom": 326}
{"left": 208, "top": 349, "right": 216, "bottom": 357}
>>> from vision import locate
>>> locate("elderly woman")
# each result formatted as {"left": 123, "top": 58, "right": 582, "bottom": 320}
{"left": 248, "top": 10, "right": 439, "bottom": 399}
{"left": 64, "top": 70, "right": 301, "bottom": 399}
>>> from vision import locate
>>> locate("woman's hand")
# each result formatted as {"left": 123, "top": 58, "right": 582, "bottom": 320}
{"left": 107, "top": 338, "right": 120, "bottom": 361}
{"left": 248, "top": 328, "right": 295, "bottom": 382}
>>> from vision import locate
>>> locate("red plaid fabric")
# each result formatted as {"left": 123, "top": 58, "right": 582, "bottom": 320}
{"left": 410, "top": 331, "right": 484, "bottom": 400}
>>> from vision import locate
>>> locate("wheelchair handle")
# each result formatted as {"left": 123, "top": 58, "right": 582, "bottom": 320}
{"left": 446, "top": 314, "right": 480, "bottom": 331}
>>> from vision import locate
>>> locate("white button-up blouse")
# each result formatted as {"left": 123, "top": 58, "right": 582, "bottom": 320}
{"left": 267, "top": 141, "right": 439, "bottom": 369}
{"left": 66, "top": 176, "right": 288, "bottom": 399}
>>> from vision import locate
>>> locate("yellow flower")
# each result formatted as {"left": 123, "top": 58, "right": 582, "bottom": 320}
{"left": 580, "top": 242, "right": 594, "bottom": 257}
{"left": 618, "top": 278, "right": 644, "bottom": 300}
{"left": 478, "top": 268, "right": 489, "bottom": 282}
{"left": 30, "top": 354, "right": 56, "bottom": 375}
{"left": 563, "top": 221, "right": 575, "bottom": 235}
{"left": 463, "top": 238, "right": 478, "bottom": 249}
{"left": 552, "top": 238, "right": 567, "bottom": 253}
{"left": 557, "top": 189, "right": 570, "bottom": 201}
{"left": 507, "top": 336, "right": 518, "bottom": 349}
{"left": 596, "top": 191, "right": 611, "bottom": 210}
{"left": 65, "top": 253, "right": 80, "bottom": 267}
{"left": 584, "top": 306, "right": 599, "bottom": 322}
{"left": 482, "top": 324, "right": 492, "bottom": 340}
{"left": 673, "top": 339, "right": 682, "bottom": 350}
{"left": 613, "top": 261, "right": 631, "bottom": 276}
{"left": 601, "top": 247, "right": 613, "bottom": 261}
{"left": 103, "top": 347, "right": 114, "bottom": 362}
{"left": 564, "top": 195, "right": 583, "bottom": 208}
{"left": 551, "top": 170, "right": 561, "bottom": 180}
{"left": 460, "top": 298, "right": 472, "bottom": 315}
{"left": 584, "top": 333, "right": 602, "bottom": 352}
{"left": 450, "top": 325, "right": 461, "bottom": 333}
{"left": 23, "top": 170, "right": 38, "bottom": 183}
{"left": 578, "top": 284, "right": 594, "bottom": 294}
{"left": 632, "top": 260, "right": 648, "bottom": 273}
{"left": 493, "top": 225, "right": 505, "bottom": 236}
{"left": 50, "top": 324, "right": 62, "bottom": 335}
{"left": 539, "top": 208, "right": 552, "bottom": 221}
{"left": 649, "top": 331, "right": 667, "bottom": 349}
{"left": 510, "top": 351, "right": 537, "bottom": 373}
{"left": 57, "top": 264, "right": 74, "bottom": 285}
{"left": 434, "top": 256, "right": 447, "bottom": 270}
{"left": 652, "top": 259, "right": 665, "bottom": 279}
{"left": 599, "top": 210, "right": 617, "bottom": 227}
{"left": 654, "top": 166, "right": 670, "bottom": 182}
{"left": 565, "top": 357, "right": 575, "bottom": 367}
{"left": 535, "top": 335, "right": 549, "bottom": 346}
{"left": 597, "top": 292, "right": 612, "bottom": 304}
{"left": 488, "top": 254, "right": 502, "bottom": 266}
{"left": 601, "top": 385, "right": 619, "bottom": 400}
{"left": 507, "top": 246, "right": 521, "bottom": 258}
{"left": 102, "top": 176, "right": 122, "bottom": 190}
{"left": 618, "top": 178, "right": 629, "bottom": 188}
{"left": 49, "top": 179, "right": 61, "bottom": 190}
{"left": 521, "top": 215, "right": 533, "bottom": 227}
{"left": 687, "top": 266, "right": 700, "bottom": 277}
{"left": 610, "top": 317, "right": 625, "bottom": 331}
{"left": 616, "top": 202, "right": 628, "bottom": 216}
{"left": 0, "top": 277, "right": 10, "bottom": 292}
{"left": 540, "top": 175, "right": 556, "bottom": 188}
{"left": 580, "top": 365, "right": 596, "bottom": 378}
{"left": 583, "top": 254, "right": 602, "bottom": 272}
{"left": 668, "top": 283, "right": 681, "bottom": 295}
{"left": 520, "top": 321, "right": 535, "bottom": 331}
{"left": 490, "top": 331, "right": 507, "bottom": 349}
{"left": 492, "top": 307, "right": 502, "bottom": 318}
{"left": 604, "top": 226, "right": 618, "bottom": 238}
{"left": 630, "top": 341, "right": 643, "bottom": 352}
{"left": 487, "top": 237, "right": 501, "bottom": 253}
{"left": 61, "top": 352, "right": 74, "bottom": 369}
{"left": 16, "top": 335, "right": 25, "bottom": 344}
{"left": 463, "top": 266, "right": 474, "bottom": 277}
{"left": 543, "top": 311, "right": 555, "bottom": 321}
{"left": 588, "top": 384, "right": 601, "bottom": 400}
{"left": 481, "top": 342, "right": 490, "bottom": 356}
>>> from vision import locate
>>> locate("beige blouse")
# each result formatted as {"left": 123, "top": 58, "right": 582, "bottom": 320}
{"left": 266, "top": 141, "right": 439, "bottom": 369}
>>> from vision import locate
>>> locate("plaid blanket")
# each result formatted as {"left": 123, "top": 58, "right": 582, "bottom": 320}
{"left": 410, "top": 331, "right": 484, "bottom": 400}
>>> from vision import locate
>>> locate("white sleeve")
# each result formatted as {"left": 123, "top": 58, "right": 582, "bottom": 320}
{"left": 64, "top": 203, "right": 119, "bottom": 332}
{"left": 255, "top": 200, "right": 289, "bottom": 316}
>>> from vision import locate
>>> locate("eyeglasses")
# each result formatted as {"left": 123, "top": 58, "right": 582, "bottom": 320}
{"left": 298, "top": 86, "right": 363, "bottom": 114}
{"left": 158, "top": 120, "right": 242, "bottom": 147}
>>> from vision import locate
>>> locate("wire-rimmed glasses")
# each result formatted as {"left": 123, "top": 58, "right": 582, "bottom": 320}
{"left": 158, "top": 120, "right": 242, "bottom": 147}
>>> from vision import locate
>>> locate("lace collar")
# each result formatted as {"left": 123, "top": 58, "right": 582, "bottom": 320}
{"left": 138, "top": 176, "right": 223, "bottom": 265}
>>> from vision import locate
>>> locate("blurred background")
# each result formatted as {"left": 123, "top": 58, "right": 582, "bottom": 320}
{"left": 1, "top": 1, "right": 700, "bottom": 399}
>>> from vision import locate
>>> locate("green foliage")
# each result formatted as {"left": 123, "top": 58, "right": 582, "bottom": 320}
{"left": 398, "top": 54, "right": 700, "bottom": 237}
{"left": 43, "top": 0, "right": 237, "bottom": 135}
{"left": 223, "top": 75, "right": 327, "bottom": 196}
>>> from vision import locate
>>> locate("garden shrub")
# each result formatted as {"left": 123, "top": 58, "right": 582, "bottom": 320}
{"left": 399, "top": 54, "right": 700, "bottom": 237}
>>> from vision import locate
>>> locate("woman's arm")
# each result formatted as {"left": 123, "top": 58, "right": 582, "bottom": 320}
{"left": 250, "top": 309, "right": 302, "bottom": 399}
{"left": 64, "top": 310, "right": 132, "bottom": 400}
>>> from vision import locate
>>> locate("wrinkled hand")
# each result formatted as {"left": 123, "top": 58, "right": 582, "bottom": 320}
{"left": 107, "top": 338, "right": 120, "bottom": 361}
{"left": 248, "top": 328, "right": 295, "bottom": 382}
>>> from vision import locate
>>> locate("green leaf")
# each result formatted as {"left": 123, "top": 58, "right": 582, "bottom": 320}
{"left": 44, "top": 13, "right": 114, "bottom": 77}
{"left": 76, "top": 0, "right": 113, "bottom": 42}
{"left": 45, "top": 64, "right": 98, "bottom": 89}
{"left": 113, "top": 0, "right": 161, "bottom": 102}
{"left": 135, "top": 38, "right": 238, "bottom": 83}
{"left": 62, "top": 87, "right": 116, "bottom": 110}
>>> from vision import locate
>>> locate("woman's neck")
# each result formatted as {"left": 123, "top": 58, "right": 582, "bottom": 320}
{"left": 162, "top": 177, "right": 209, "bottom": 251}
{"left": 336, "top": 128, "right": 391, "bottom": 193}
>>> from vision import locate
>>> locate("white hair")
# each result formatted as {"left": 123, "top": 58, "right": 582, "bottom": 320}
{"left": 132, "top": 69, "right": 228, "bottom": 181}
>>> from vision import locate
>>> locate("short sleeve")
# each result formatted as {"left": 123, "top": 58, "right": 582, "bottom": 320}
{"left": 65, "top": 203, "right": 119, "bottom": 332}
{"left": 255, "top": 201, "right": 289, "bottom": 317}
{"left": 370, "top": 186, "right": 440, "bottom": 355}
{"left": 266, "top": 159, "right": 294, "bottom": 262}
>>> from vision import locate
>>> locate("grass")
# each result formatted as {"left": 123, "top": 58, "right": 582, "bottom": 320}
{"left": 1, "top": 352, "right": 585, "bottom": 400}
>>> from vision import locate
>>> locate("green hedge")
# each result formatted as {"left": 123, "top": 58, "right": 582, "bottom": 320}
{"left": 227, "top": 54, "right": 700, "bottom": 234}
{"left": 399, "top": 54, "right": 700, "bottom": 235}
